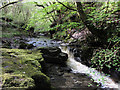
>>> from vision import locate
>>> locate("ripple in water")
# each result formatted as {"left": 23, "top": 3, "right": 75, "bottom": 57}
{"left": 26, "top": 36, "right": 60, "bottom": 48}
{"left": 59, "top": 46, "right": 118, "bottom": 89}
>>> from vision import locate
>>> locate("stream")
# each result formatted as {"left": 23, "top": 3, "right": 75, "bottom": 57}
{"left": 26, "top": 36, "right": 61, "bottom": 48}
{"left": 60, "top": 46, "right": 118, "bottom": 89}
{"left": 26, "top": 36, "right": 119, "bottom": 89}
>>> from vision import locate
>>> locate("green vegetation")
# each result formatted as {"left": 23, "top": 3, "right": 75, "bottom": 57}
{"left": 1, "top": 48, "right": 51, "bottom": 89}
{"left": 0, "top": 0, "right": 120, "bottom": 89}
{"left": 91, "top": 33, "right": 120, "bottom": 72}
{"left": 92, "top": 47, "right": 120, "bottom": 71}
{"left": 1, "top": 27, "right": 26, "bottom": 38}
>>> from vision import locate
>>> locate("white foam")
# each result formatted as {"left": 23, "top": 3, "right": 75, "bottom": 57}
{"left": 60, "top": 46, "right": 118, "bottom": 88}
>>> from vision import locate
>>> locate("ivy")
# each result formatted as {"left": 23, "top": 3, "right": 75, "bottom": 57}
{"left": 91, "top": 46, "right": 120, "bottom": 71}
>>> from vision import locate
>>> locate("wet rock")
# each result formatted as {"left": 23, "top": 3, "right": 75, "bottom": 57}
{"left": 102, "top": 65, "right": 120, "bottom": 83}
{"left": 18, "top": 42, "right": 27, "bottom": 49}
{"left": 31, "top": 73, "right": 51, "bottom": 90}
{"left": 74, "top": 57, "right": 81, "bottom": 62}
{"left": 58, "top": 67, "right": 72, "bottom": 73}
{"left": 38, "top": 47, "right": 61, "bottom": 55}
{"left": 38, "top": 47, "right": 68, "bottom": 65}
{"left": 27, "top": 44, "right": 34, "bottom": 49}
{"left": 73, "top": 46, "right": 93, "bottom": 66}
{"left": 42, "top": 53, "right": 68, "bottom": 65}
{"left": 58, "top": 72, "right": 64, "bottom": 76}
{"left": 2, "top": 40, "right": 11, "bottom": 48}
{"left": 46, "top": 63, "right": 99, "bottom": 89}
{"left": 19, "top": 42, "right": 34, "bottom": 49}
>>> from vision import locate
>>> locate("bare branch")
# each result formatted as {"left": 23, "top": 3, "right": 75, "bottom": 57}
{"left": 34, "top": 2, "right": 45, "bottom": 8}
{"left": 0, "top": 0, "right": 23, "bottom": 10}
{"left": 56, "top": 0, "right": 77, "bottom": 11}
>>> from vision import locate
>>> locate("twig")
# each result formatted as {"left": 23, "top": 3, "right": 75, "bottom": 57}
{"left": 56, "top": 0, "right": 77, "bottom": 11}
{"left": 0, "top": 0, "right": 23, "bottom": 10}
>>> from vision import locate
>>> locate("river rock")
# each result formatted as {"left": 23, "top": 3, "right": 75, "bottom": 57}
{"left": 2, "top": 40, "right": 11, "bottom": 48}
{"left": 38, "top": 47, "right": 68, "bottom": 65}
{"left": 1, "top": 48, "right": 51, "bottom": 89}
{"left": 19, "top": 41, "right": 34, "bottom": 49}
{"left": 38, "top": 47, "right": 61, "bottom": 55}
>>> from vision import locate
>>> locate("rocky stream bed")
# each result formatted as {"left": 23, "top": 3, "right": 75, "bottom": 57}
{"left": 0, "top": 35, "right": 119, "bottom": 90}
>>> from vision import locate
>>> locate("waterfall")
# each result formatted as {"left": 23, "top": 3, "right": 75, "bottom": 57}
{"left": 26, "top": 36, "right": 119, "bottom": 89}
{"left": 59, "top": 46, "right": 118, "bottom": 89}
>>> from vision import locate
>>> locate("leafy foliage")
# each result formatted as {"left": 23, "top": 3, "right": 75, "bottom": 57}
{"left": 1, "top": 1, "right": 120, "bottom": 77}
{"left": 91, "top": 41, "right": 120, "bottom": 72}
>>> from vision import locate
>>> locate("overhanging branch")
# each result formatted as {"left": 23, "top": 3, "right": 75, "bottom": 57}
{"left": 0, "top": 0, "right": 23, "bottom": 10}
{"left": 34, "top": 2, "right": 55, "bottom": 22}
{"left": 56, "top": 0, "right": 77, "bottom": 11}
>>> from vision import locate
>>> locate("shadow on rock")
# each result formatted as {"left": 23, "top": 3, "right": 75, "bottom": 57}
{"left": 38, "top": 47, "right": 68, "bottom": 66}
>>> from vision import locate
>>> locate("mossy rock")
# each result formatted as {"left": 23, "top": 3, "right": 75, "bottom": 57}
{"left": 2, "top": 73, "right": 35, "bottom": 89}
{"left": 1, "top": 48, "right": 51, "bottom": 89}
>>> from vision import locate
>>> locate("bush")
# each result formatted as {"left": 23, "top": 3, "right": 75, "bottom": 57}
{"left": 91, "top": 46, "right": 120, "bottom": 72}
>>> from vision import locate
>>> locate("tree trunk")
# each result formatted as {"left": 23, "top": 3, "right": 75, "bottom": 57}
{"left": 76, "top": 2, "right": 107, "bottom": 42}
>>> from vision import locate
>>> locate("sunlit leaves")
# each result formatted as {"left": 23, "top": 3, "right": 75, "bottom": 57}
{"left": 86, "top": 2, "right": 119, "bottom": 28}
{"left": 91, "top": 47, "right": 120, "bottom": 71}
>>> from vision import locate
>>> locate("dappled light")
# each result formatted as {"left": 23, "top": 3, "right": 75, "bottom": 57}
{"left": 0, "top": 0, "right": 120, "bottom": 89}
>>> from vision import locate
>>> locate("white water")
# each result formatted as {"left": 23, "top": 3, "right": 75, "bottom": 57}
{"left": 60, "top": 46, "right": 119, "bottom": 89}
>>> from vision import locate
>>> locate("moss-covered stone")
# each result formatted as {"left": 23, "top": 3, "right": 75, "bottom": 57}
{"left": 2, "top": 73, "right": 35, "bottom": 88}
{"left": 1, "top": 48, "right": 51, "bottom": 89}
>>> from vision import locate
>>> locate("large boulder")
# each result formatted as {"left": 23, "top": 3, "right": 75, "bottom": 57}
{"left": 1, "top": 48, "right": 51, "bottom": 89}
{"left": 38, "top": 47, "right": 68, "bottom": 65}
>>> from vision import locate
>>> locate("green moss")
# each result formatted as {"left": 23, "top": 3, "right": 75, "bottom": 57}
{"left": 1, "top": 48, "right": 51, "bottom": 89}
{"left": 1, "top": 73, "right": 35, "bottom": 88}
{"left": 1, "top": 48, "right": 43, "bottom": 75}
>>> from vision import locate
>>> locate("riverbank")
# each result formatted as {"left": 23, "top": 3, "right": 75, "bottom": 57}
{"left": 1, "top": 1, "right": 119, "bottom": 89}
{"left": 46, "top": 63, "right": 99, "bottom": 89}
{"left": 1, "top": 35, "right": 101, "bottom": 90}
{"left": 1, "top": 35, "right": 119, "bottom": 89}
{"left": 1, "top": 48, "right": 51, "bottom": 90}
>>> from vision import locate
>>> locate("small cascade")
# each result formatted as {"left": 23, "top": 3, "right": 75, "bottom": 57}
{"left": 59, "top": 46, "right": 118, "bottom": 89}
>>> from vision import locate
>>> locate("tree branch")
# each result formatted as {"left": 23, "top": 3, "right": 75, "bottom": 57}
{"left": 76, "top": 2, "right": 107, "bottom": 42}
{"left": 34, "top": 2, "right": 55, "bottom": 22}
{"left": 34, "top": 2, "right": 45, "bottom": 8}
{"left": 0, "top": 0, "right": 23, "bottom": 10}
{"left": 56, "top": 0, "right": 77, "bottom": 11}
{"left": 34, "top": 2, "right": 55, "bottom": 14}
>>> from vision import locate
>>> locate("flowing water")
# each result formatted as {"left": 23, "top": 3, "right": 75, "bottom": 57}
{"left": 59, "top": 46, "right": 119, "bottom": 89}
{"left": 27, "top": 36, "right": 119, "bottom": 89}
{"left": 26, "top": 36, "right": 61, "bottom": 48}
